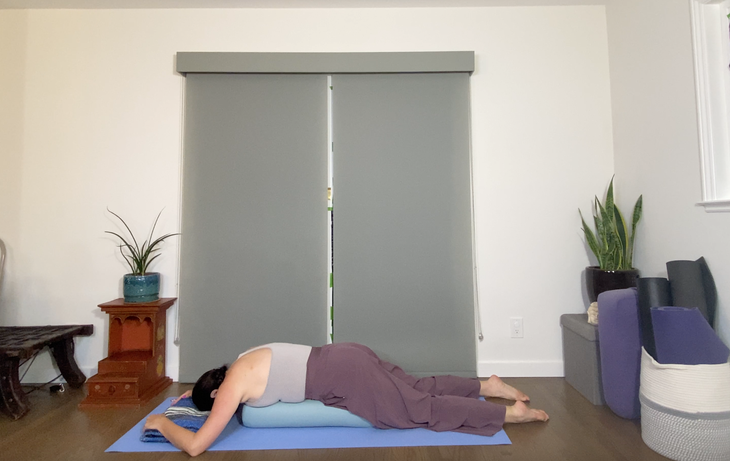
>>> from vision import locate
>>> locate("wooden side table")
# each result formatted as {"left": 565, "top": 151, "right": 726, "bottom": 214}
{"left": 80, "top": 298, "right": 175, "bottom": 408}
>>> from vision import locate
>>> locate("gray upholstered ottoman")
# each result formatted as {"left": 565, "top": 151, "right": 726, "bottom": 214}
{"left": 560, "top": 313, "right": 604, "bottom": 405}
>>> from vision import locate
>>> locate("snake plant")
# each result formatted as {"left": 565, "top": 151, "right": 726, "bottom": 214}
{"left": 579, "top": 178, "right": 642, "bottom": 271}
{"left": 106, "top": 209, "right": 179, "bottom": 275}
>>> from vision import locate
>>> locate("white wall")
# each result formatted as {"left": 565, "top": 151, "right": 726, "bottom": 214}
{"left": 606, "top": 0, "right": 730, "bottom": 345}
{"left": 0, "top": 11, "right": 26, "bottom": 324}
{"left": 0, "top": 6, "right": 614, "bottom": 382}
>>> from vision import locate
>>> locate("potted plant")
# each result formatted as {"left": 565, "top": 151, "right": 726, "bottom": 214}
{"left": 106, "top": 209, "right": 179, "bottom": 304}
{"left": 579, "top": 177, "right": 643, "bottom": 302}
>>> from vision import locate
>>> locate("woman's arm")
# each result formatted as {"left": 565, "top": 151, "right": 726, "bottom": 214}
{"left": 144, "top": 380, "right": 242, "bottom": 457}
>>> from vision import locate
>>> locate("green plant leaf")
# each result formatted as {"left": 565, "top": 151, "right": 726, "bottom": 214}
{"left": 105, "top": 231, "right": 138, "bottom": 258}
{"left": 147, "top": 210, "right": 163, "bottom": 251}
{"left": 627, "top": 195, "right": 643, "bottom": 268}
{"left": 106, "top": 209, "right": 179, "bottom": 276}
{"left": 579, "top": 178, "right": 641, "bottom": 271}
{"left": 596, "top": 198, "right": 616, "bottom": 268}
{"left": 117, "top": 244, "right": 135, "bottom": 274}
{"left": 592, "top": 203, "right": 603, "bottom": 247}
{"left": 107, "top": 208, "right": 141, "bottom": 255}
{"left": 605, "top": 177, "right": 615, "bottom": 218}
{"left": 580, "top": 210, "right": 603, "bottom": 268}
{"left": 142, "top": 253, "right": 162, "bottom": 274}
{"left": 612, "top": 205, "right": 628, "bottom": 269}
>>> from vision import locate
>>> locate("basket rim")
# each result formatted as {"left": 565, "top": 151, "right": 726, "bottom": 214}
{"left": 642, "top": 347, "right": 730, "bottom": 371}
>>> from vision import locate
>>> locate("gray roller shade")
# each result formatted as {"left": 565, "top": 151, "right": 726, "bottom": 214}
{"left": 332, "top": 73, "right": 476, "bottom": 377}
{"left": 179, "top": 74, "right": 328, "bottom": 381}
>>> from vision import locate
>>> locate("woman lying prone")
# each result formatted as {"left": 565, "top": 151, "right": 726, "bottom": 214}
{"left": 144, "top": 342, "right": 548, "bottom": 456}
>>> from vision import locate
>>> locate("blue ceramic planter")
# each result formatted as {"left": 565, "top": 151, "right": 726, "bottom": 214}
{"left": 123, "top": 272, "right": 160, "bottom": 304}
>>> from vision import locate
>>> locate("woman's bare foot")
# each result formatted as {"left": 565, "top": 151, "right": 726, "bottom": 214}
{"left": 480, "top": 375, "right": 530, "bottom": 401}
{"left": 504, "top": 401, "right": 549, "bottom": 423}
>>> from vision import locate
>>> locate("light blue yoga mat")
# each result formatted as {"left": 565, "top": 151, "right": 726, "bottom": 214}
{"left": 106, "top": 398, "right": 511, "bottom": 452}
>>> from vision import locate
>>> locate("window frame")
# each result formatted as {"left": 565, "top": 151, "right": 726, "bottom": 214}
{"left": 691, "top": 0, "right": 730, "bottom": 212}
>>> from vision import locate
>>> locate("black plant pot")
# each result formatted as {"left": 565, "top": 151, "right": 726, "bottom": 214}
{"left": 585, "top": 266, "right": 639, "bottom": 303}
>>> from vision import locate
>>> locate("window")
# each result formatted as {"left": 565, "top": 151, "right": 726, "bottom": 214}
{"left": 691, "top": 0, "right": 730, "bottom": 212}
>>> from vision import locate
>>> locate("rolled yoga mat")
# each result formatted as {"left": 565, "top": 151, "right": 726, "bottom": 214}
{"left": 651, "top": 306, "right": 730, "bottom": 365}
{"left": 597, "top": 287, "right": 642, "bottom": 419}
{"left": 666, "top": 257, "right": 717, "bottom": 326}
{"left": 637, "top": 277, "right": 672, "bottom": 360}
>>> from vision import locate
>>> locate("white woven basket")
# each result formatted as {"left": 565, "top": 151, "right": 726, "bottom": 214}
{"left": 640, "top": 348, "right": 730, "bottom": 413}
{"left": 640, "top": 347, "right": 730, "bottom": 461}
{"left": 640, "top": 394, "right": 730, "bottom": 461}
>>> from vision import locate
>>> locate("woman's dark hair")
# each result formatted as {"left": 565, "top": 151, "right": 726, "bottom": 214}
{"left": 192, "top": 365, "right": 228, "bottom": 411}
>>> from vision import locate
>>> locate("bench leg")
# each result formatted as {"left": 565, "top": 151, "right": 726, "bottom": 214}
{"left": 49, "top": 338, "right": 86, "bottom": 388}
{"left": 0, "top": 357, "right": 30, "bottom": 420}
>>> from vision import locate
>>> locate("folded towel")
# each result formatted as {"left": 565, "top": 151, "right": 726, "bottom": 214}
{"left": 141, "top": 397, "right": 209, "bottom": 443}
{"left": 163, "top": 398, "right": 210, "bottom": 419}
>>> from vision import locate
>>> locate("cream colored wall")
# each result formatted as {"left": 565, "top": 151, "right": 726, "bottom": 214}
{"left": 606, "top": 0, "right": 730, "bottom": 344}
{"left": 0, "top": 6, "right": 614, "bottom": 381}
{"left": 0, "top": 11, "right": 27, "bottom": 325}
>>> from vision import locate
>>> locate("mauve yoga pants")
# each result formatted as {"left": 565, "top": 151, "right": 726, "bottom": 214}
{"left": 304, "top": 343, "right": 506, "bottom": 436}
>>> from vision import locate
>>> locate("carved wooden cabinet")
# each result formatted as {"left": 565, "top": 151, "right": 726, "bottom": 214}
{"left": 80, "top": 298, "right": 175, "bottom": 408}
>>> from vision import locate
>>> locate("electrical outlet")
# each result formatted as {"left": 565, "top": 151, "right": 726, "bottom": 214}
{"left": 510, "top": 317, "right": 523, "bottom": 338}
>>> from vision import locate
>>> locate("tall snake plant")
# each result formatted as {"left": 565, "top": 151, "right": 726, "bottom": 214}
{"left": 579, "top": 178, "right": 643, "bottom": 271}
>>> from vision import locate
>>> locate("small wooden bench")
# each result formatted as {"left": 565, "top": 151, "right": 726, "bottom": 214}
{"left": 0, "top": 325, "right": 93, "bottom": 420}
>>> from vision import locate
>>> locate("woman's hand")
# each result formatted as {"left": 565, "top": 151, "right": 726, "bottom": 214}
{"left": 172, "top": 390, "right": 193, "bottom": 405}
{"left": 144, "top": 413, "right": 168, "bottom": 431}
{"left": 141, "top": 386, "right": 239, "bottom": 457}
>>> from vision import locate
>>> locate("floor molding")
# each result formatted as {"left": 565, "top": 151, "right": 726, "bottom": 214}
{"left": 478, "top": 360, "right": 563, "bottom": 378}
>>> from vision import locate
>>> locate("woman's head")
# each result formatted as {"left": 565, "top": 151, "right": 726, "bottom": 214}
{"left": 192, "top": 365, "right": 228, "bottom": 411}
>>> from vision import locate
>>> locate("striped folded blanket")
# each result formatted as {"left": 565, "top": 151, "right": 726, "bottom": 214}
{"left": 140, "top": 397, "right": 210, "bottom": 443}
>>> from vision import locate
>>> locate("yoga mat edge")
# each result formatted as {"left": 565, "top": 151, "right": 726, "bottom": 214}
{"left": 106, "top": 398, "right": 511, "bottom": 452}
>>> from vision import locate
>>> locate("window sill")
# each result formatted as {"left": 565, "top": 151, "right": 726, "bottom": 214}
{"left": 697, "top": 200, "right": 730, "bottom": 212}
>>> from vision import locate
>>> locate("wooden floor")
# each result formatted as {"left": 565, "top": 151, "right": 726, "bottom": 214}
{"left": 0, "top": 378, "right": 669, "bottom": 461}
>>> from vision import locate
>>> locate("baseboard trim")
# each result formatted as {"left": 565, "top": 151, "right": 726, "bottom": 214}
{"left": 478, "top": 360, "right": 564, "bottom": 378}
